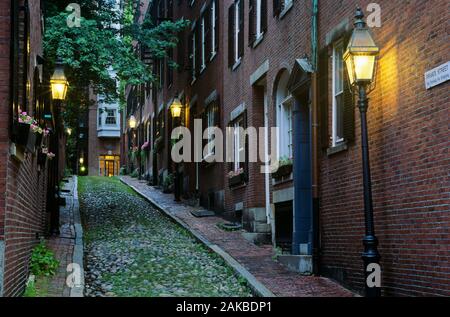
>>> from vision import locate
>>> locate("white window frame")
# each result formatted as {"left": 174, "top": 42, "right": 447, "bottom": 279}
{"left": 256, "top": 0, "right": 262, "bottom": 39}
{"left": 277, "top": 95, "right": 293, "bottom": 159}
{"left": 234, "top": 0, "right": 240, "bottom": 64}
{"left": 206, "top": 105, "right": 215, "bottom": 157}
{"left": 105, "top": 108, "right": 117, "bottom": 126}
{"left": 233, "top": 117, "right": 245, "bottom": 172}
{"left": 201, "top": 16, "right": 206, "bottom": 71}
{"left": 332, "top": 39, "right": 345, "bottom": 146}
{"left": 210, "top": 0, "right": 217, "bottom": 58}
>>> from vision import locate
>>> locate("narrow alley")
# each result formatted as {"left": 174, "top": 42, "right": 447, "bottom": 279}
{"left": 79, "top": 177, "right": 253, "bottom": 297}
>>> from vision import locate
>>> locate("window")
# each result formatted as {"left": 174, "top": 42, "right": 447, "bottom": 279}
{"left": 189, "top": 29, "right": 197, "bottom": 82}
{"left": 274, "top": 0, "right": 293, "bottom": 18}
{"left": 201, "top": 16, "right": 206, "bottom": 70}
{"left": 210, "top": 0, "right": 218, "bottom": 58}
{"left": 98, "top": 109, "right": 102, "bottom": 127}
{"left": 228, "top": 0, "right": 244, "bottom": 68}
{"left": 249, "top": 0, "right": 267, "bottom": 46}
{"left": 332, "top": 40, "right": 345, "bottom": 146}
{"left": 233, "top": 117, "right": 245, "bottom": 172}
{"left": 203, "top": 102, "right": 219, "bottom": 158}
{"left": 105, "top": 108, "right": 117, "bottom": 125}
{"left": 276, "top": 71, "right": 293, "bottom": 159}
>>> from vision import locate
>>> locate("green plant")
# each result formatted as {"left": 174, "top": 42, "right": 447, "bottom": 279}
{"left": 279, "top": 156, "right": 293, "bottom": 167}
{"left": 29, "top": 241, "right": 60, "bottom": 277}
{"left": 119, "top": 166, "right": 127, "bottom": 176}
{"left": 163, "top": 174, "right": 174, "bottom": 188}
{"left": 130, "top": 168, "right": 139, "bottom": 178}
{"left": 23, "top": 278, "right": 37, "bottom": 297}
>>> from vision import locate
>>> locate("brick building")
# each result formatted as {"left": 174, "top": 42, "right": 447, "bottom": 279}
{"left": 124, "top": 0, "right": 449, "bottom": 296}
{"left": 87, "top": 90, "right": 121, "bottom": 177}
{"left": 0, "top": 0, "right": 65, "bottom": 296}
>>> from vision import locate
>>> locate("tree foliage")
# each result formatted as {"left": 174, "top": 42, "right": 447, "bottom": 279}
{"left": 44, "top": 0, "right": 189, "bottom": 101}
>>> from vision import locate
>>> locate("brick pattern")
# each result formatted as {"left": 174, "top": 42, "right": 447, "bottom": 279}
{"left": 317, "top": 0, "right": 450, "bottom": 296}
{"left": 0, "top": 0, "right": 50, "bottom": 297}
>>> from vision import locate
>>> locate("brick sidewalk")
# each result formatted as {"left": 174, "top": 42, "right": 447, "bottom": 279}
{"left": 121, "top": 176, "right": 354, "bottom": 297}
{"left": 38, "top": 176, "right": 78, "bottom": 297}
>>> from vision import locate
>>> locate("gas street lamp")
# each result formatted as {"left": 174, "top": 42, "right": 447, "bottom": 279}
{"left": 50, "top": 58, "right": 69, "bottom": 101}
{"left": 129, "top": 115, "right": 137, "bottom": 129}
{"left": 170, "top": 96, "right": 184, "bottom": 202}
{"left": 170, "top": 97, "right": 183, "bottom": 118}
{"left": 344, "top": 8, "right": 381, "bottom": 297}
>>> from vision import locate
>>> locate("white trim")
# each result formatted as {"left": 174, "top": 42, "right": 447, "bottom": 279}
{"left": 332, "top": 39, "right": 345, "bottom": 147}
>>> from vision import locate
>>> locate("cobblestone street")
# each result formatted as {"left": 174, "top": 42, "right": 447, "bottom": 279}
{"left": 79, "top": 177, "right": 253, "bottom": 297}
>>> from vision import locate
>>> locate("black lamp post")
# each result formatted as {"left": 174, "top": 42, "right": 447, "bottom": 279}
{"left": 49, "top": 58, "right": 69, "bottom": 235}
{"left": 170, "top": 97, "right": 183, "bottom": 202}
{"left": 344, "top": 8, "right": 381, "bottom": 297}
{"left": 129, "top": 115, "right": 137, "bottom": 173}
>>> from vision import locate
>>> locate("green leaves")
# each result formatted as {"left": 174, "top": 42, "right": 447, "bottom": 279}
{"left": 29, "top": 241, "right": 60, "bottom": 277}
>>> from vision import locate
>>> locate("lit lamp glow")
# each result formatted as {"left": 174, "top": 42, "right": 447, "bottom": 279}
{"left": 50, "top": 58, "right": 69, "bottom": 100}
{"left": 129, "top": 115, "right": 137, "bottom": 129}
{"left": 79, "top": 157, "right": 84, "bottom": 165}
{"left": 343, "top": 9, "right": 379, "bottom": 87}
{"left": 170, "top": 97, "right": 183, "bottom": 118}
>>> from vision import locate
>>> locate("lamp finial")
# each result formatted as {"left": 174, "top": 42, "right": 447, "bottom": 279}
{"left": 354, "top": 7, "right": 366, "bottom": 28}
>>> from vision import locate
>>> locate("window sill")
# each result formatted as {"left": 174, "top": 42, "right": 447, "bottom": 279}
{"left": 279, "top": 2, "right": 294, "bottom": 20}
{"left": 232, "top": 59, "right": 242, "bottom": 72}
{"left": 210, "top": 51, "right": 217, "bottom": 62}
{"left": 327, "top": 141, "right": 348, "bottom": 156}
{"left": 252, "top": 34, "right": 264, "bottom": 49}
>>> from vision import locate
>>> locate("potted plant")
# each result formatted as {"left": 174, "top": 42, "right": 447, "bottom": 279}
{"left": 272, "top": 156, "right": 293, "bottom": 179}
{"left": 162, "top": 174, "right": 174, "bottom": 193}
{"left": 154, "top": 136, "right": 164, "bottom": 153}
{"left": 228, "top": 168, "right": 246, "bottom": 187}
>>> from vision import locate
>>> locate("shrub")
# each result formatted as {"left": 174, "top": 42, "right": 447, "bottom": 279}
{"left": 29, "top": 241, "right": 59, "bottom": 277}
{"left": 130, "top": 168, "right": 139, "bottom": 178}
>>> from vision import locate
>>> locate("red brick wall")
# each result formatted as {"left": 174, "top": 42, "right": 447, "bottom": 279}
{"left": 318, "top": 0, "right": 450, "bottom": 296}
{"left": 222, "top": 0, "right": 310, "bottom": 215}
{"left": 0, "top": 0, "right": 49, "bottom": 296}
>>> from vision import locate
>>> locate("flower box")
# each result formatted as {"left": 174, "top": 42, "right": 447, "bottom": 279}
{"left": 272, "top": 163, "right": 293, "bottom": 179}
{"left": 229, "top": 173, "right": 246, "bottom": 187}
{"left": 13, "top": 123, "right": 31, "bottom": 148}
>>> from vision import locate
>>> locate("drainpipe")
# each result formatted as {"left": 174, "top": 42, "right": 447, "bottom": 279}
{"left": 311, "top": 0, "right": 321, "bottom": 275}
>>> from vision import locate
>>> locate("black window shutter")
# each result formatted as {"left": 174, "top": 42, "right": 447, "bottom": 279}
{"left": 214, "top": 0, "right": 219, "bottom": 53}
{"left": 238, "top": 0, "right": 245, "bottom": 58}
{"left": 343, "top": 35, "right": 356, "bottom": 143}
{"left": 273, "top": 0, "right": 281, "bottom": 17}
{"left": 188, "top": 32, "right": 193, "bottom": 74}
{"left": 261, "top": 0, "right": 268, "bottom": 33}
{"left": 318, "top": 49, "right": 330, "bottom": 151}
{"left": 177, "top": 31, "right": 185, "bottom": 72}
{"left": 248, "top": 0, "right": 256, "bottom": 46}
{"left": 228, "top": 4, "right": 235, "bottom": 68}
{"left": 195, "top": 24, "right": 201, "bottom": 76}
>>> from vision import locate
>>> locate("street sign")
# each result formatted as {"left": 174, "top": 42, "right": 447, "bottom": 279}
{"left": 425, "top": 61, "right": 450, "bottom": 90}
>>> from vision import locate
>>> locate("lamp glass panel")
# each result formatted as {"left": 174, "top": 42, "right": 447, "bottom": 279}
{"left": 51, "top": 82, "right": 67, "bottom": 100}
{"left": 353, "top": 55, "right": 376, "bottom": 81}
{"left": 344, "top": 55, "right": 355, "bottom": 86}
{"left": 171, "top": 106, "right": 182, "bottom": 118}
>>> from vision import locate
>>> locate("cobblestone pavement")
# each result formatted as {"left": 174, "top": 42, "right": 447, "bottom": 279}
{"left": 79, "top": 177, "right": 253, "bottom": 297}
{"left": 122, "top": 176, "right": 355, "bottom": 297}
